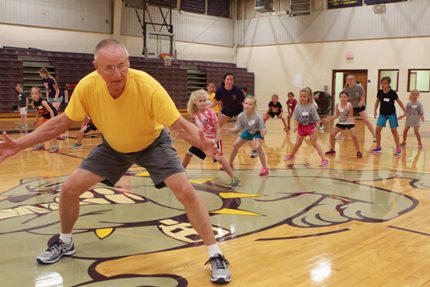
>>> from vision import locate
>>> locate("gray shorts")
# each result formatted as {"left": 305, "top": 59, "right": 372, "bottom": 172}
{"left": 80, "top": 129, "right": 184, "bottom": 189}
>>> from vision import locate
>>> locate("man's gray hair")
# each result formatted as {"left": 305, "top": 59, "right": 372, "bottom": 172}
{"left": 94, "top": 38, "right": 129, "bottom": 60}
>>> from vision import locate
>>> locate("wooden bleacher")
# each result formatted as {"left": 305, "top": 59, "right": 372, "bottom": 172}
{"left": 0, "top": 47, "right": 255, "bottom": 114}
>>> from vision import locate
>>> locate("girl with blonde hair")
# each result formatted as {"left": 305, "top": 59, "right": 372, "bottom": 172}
{"left": 226, "top": 96, "right": 269, "bottom": 176}
{"left": 284, "top": 87, "right": 328, "bottom": 167}
{"left": 184, "top": 89, "right": 240, "bottom": 187}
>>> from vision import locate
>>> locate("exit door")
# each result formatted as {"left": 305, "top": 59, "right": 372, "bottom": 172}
{"left": 332, "top": 70, "right": 368, "bottom": 115}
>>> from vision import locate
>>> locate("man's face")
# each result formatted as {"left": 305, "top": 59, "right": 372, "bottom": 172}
{"left": 94, "top": 46, "right": 130, "bottom": 94}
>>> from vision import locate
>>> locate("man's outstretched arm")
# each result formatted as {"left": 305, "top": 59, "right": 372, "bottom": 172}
{"left": 0, "top": 114, "right": 73, "bottom": 163}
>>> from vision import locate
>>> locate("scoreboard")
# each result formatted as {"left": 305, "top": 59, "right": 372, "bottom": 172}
{"left": 328, "top": 0, "right": 405, "bottom": 9}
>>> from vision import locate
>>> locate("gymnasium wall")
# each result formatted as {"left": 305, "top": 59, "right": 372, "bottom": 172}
{"left": 0, "top": 23, "right": 235, "bottom": 62}
{"left": 236, "top": 37, "right": 430, "bottom": 118}
{"left": 234, "top": 0, "right": 430, "bottom": 118}
{"left": 0, "top": 0, "right": 236, "bottom": 63}
{"left": 0, "top": 0, "right": 113, "bottom": 33}
{"left": 235, "top": 0, "right": 430, "bottom": 45}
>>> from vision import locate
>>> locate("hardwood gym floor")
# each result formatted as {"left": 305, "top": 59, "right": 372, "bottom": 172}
{"left": 0, "top": 117, "right": 429, "bottom": 287}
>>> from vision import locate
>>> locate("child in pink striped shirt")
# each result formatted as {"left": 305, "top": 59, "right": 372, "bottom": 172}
{"left": 182, "top": 89, "right": 240, "bottom": 187}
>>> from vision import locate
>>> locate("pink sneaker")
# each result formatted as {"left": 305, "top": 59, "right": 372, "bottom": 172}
{"left": 283, "top": 154, "right": 295, "bottom": 161}
{"left": 394, "top": 147, "right": 401, "bottom": 156}
{"left": 320, "top": 159, "right": 329, "bottom": 167}
{"left": 259, "top": 167, "right": 269, "bottom": 176}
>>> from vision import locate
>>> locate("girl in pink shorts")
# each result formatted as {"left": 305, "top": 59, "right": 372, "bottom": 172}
{"left": 283, "top": 87, "right": 328, "bottom": 167}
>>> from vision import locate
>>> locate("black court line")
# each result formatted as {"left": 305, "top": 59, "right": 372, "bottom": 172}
{"left": 256, "top": 228, "right": 350, "bottom": 241}
{"left": 57, "top": 152, "right": 85, "bottom": 160}
{"left": 388, "top": 225, "right": 430, "bottom": 237}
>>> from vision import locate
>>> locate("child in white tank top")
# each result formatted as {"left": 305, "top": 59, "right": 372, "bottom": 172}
{"left": 324, "top": 92, "right": 362, "bottom": 158}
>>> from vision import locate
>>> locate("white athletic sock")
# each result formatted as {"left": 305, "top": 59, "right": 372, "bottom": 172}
{"left": 207, "top": 243, "right": 223, "bottom": 258}
{"left": 59, "top": 233, "right": 72, "bottom": 244}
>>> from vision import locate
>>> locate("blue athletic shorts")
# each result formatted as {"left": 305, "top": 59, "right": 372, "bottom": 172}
{"left": 240, "top": 130, "right": 264, "bottom": 141}
{"left": 48, "top": 96, "right": 63, "bottom": 104}
{"left": 377, "top": 114, "right": 398, "bottom": 128}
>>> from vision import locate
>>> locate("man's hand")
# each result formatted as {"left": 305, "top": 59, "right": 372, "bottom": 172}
{"left": 171, "top": 117, "right": 219, "bottom": 160}
{"left": 0, "top": 114, "right": 72, "bottom": 165}
{"left": 0, "top": 132, "right": 20, "bottom": 164}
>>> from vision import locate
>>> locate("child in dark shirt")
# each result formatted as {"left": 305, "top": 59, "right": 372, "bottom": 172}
{"left": 372, "top": 77, "right": 405, "bottom": 155}
{"left": 31, "top": 87, "right": 59, "bottom": 153}
{"left": 15, "top": 83, "right": 28, "bottom": 128}
{"left": 263, "top": 94, "right": 288, "bottom": 132}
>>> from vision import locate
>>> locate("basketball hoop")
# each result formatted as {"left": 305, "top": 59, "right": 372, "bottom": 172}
{"left": 160, "top": 53, "right": 174, "bottom": 66}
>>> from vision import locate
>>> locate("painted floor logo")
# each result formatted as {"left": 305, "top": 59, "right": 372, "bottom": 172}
{"left": 0, "top": 167, "right": 425, "bottom": 286}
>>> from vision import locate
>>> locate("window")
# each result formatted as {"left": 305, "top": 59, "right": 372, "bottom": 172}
{"left": 181, "top": 0, "right": 205, "bottom": 14}
{"left": 148, "top": 0, "right": 177, "bottom": 8}
{"left": 328, "top": 0, "right": 362, "bottom": 9}
{"left": 207, "top": 0, "right": 231, "bottom": 18}
{"left": 364, "top": 0, "right": 405, "bottom": 4}
{"left": 408, "top": 69, "right": 430, "bottom": 92}
{"left": 378, "top": 69, "right": 399, "bottom": 91}
{"left": 125, "top": 0, "right": 177, "bottom": 9}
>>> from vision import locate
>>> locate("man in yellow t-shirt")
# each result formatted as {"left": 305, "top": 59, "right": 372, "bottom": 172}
{"left": 0, "top": 39, "right": 231, "bottom": 284}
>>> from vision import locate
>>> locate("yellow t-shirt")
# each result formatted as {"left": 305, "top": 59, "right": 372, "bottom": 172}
{"left": 65, "top": 69, "right": 180, "bottom": 153}
{"left": 208, "top": 92, "right": 220, "bottom": 113}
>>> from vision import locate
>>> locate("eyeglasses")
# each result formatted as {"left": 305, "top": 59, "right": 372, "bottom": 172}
{"left": 101, "top": 63, "right": 129, "bottom": 74}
